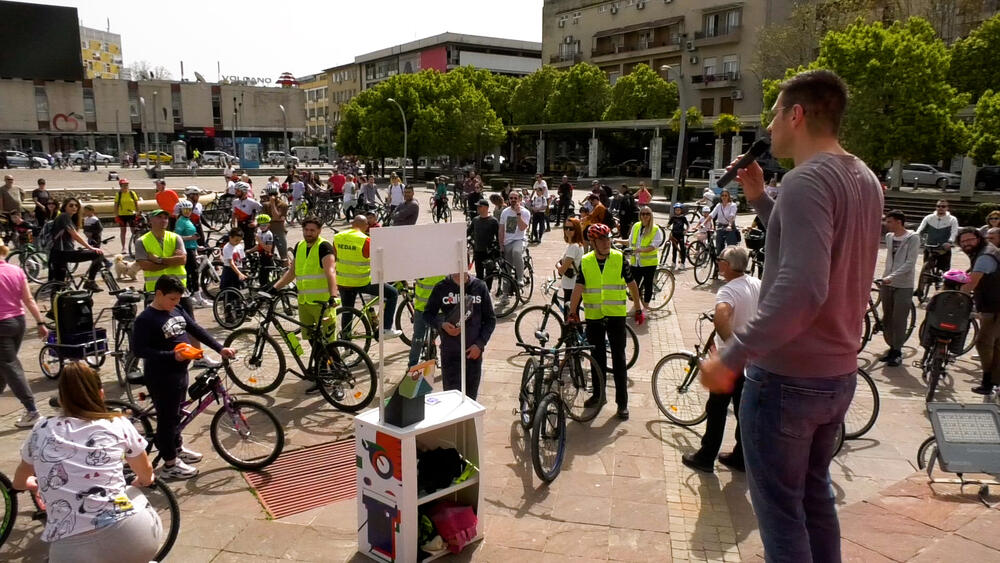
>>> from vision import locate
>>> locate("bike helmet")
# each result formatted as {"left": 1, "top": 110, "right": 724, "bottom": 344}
{"left": 256, "top": 213, "right": 272, "bottom": 225}
{"left": 184, "top": 186, "right": 200, "bottom": 195}
{"left": 234, "top": 181, "right": 250, "bottom": 193}
{"left": 587, "top": 223, "right": 611, "bottom": 240}
{"left": 702, "top": 205, "right": 711, "bottom": 213}
{"left": 672, "top": 203, "right": 683, "bottom": 209}
{"left": 942, "top": 269, "right": 970, "bottom": 285}
{"left": 177, "top": 200, "right": 194, "bottom": 210}
{"left": 263, "top": 184, "right": 279, "bottom": 195}
{"left": 118, "top": 178, "right": 129, "bottom": 185}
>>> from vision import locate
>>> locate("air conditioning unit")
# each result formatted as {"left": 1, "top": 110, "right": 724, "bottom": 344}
{"left": 637, "top": 1, "right": 645, "bottom": 9}
{"left": 689, "top": 55, "right": 698, "bottom": 64}
{"left": 685, "top": 40, "right": 695, "bottom": 52}
{"left": 731, "top": 89, "right": 744, "bottom": 100}
{"left": 564, "top": 36, "right": 574, "bottom": 44}
{"left": 611, "top": 5, "right": 618, "bottom": 14}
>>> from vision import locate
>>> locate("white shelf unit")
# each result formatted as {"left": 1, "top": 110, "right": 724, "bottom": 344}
{"left": 355, "top": 390, "right": 485, "bottom": 563}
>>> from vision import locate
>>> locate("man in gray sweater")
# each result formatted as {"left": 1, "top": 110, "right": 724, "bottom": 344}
{"left": 701, "top": 70, "right": 883, "bottom": 562}
{"left": 880, "top": 210, "right": 919, "bottom": 366}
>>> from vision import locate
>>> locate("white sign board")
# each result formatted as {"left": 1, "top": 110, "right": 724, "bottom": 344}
{"left": 368, "top": 222, "right": 468, "bottom": 283}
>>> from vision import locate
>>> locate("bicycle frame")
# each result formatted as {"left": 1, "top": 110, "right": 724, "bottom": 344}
{"left": 254, "top": 297, "right": 328, "bottom": 380}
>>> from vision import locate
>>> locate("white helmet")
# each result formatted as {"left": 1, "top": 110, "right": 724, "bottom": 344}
{"left": 177, "top": 200, "right": 194, "bottom": 210}
{"left": 184, "top": 186, "right": 200, "bottom": 195}
{"left": 702, "top": 206, "right": 711, "bottom": 213}
{"left": 234, "top": 181, "right": 250, "bottom": 193}
{"left": 264, "top": 184, "right": 279, "bottom": 195}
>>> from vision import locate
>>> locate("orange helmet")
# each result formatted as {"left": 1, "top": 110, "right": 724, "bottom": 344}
{"left": 587, "top": 223, "right": 611, "bottom": 240}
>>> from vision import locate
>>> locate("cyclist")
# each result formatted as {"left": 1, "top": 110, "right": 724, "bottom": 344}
{"left": 407, "top": 273, "right": 447, "bottom": 369}
{"left": 433, "top": 176, "right": 449, "bottom": 222}
{"left": 878, "top": 210, "right": 919, "bottom": 367}
{"left": 260, "top": 184, "right": 288, "bottom": 266}
{"left": 915, "top": 199, "right": 959, "bottom": 283}
{"left": 133, "top": 275, "right": 236, "bottom": 479}
{"left": 255, "top": 214, "right": 275, "bottom": 287}
{"left": 621, "top": 205, "right": 663, "bottom": 311}
{"left": 173, "top": 200, "right": 206, "bottom": 308}
{"left": 956, "top": 227, "right": 1000, "bottom": 394}
{"left": 469, "top": 199, "right": 500, "bottom": 280}
{"left": 558, "top": 217, "right": 584, "bottom": 315}
{"left": 231, "top": 182, "right": 261, "bottom": 244}
{"left": 175, "top": 186, "right": 205, "bottom": 246}
{"left": 498, "top": 192, "right": 530, "bottom": 292}
{"left": 690, "top": 205, "right": 714, "bottom": 244}
{"left": 667, "top": 203, "right": 690, "bottom": 269}
{"left": 567, "top": 223, "right": 645, "bottom": 420}
{"left": 47, "top": 197, "right": 105, "bottom": 292}
{"left": 113, "top": 178, "right": 140, "bottom": 251}
{"left": 333, "top": 215, "right": 402, "bottom": 338}
{"left": 710, "top": 189, "right": 739, "bottom": 257}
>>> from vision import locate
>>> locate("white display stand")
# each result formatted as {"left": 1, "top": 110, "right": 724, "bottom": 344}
{"left": 355, "top": 390, "right": 484, "bottom": 562}
{"left": 356, "top": 223, "right": 486, "bottom": 561}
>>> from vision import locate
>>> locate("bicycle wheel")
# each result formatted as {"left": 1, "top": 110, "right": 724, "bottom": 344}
{"left": 210, "top": 400, "right": 284, "bottom": 470}
{"left": 624, "top": 324, "right": 639, "bottom": 370}
{"left": 442, "top": 206, "right": 452, "bottom": 223}
{"left": 858, "top": 310, "right": 873, "bottom": 352}
{"left": 134, "top": 479, "right": 180, "bottom": 561}
{"left": 337, "top": 306, "right": 374, "bottom": 360}
{"left": 483, "top": 272, "right": 519, "bottom": 319}
{"left": 0, "top": 471, "right": 17, "bottom": 548}
{"left": 648, "top": 267, "right": 675, "bottom": 311}
{"left": 925, "top": 352, "right": 945, "bottom": 403}
{"left": 20, "top": 251, "right": 46, "bottom": 284}
{"left": 520, "top": 262, "right": 535, "bottom": 304}
{"left": 958, "top": 317, "right": 979, "bottom": 357}
{"left": 518, "top": 358, "right": 539, "bottom": 430}
{"left": 315, "top": 340, "right": 377, "bottom": 412}
{"left": 844, "top": 368, "right": 879, "bottom": 439}
{"left": 691, "top": 243, "right": 713, "bottom": 286}
{"left": 514, "top": 305, "right": 564, "bottom": 346}
{"left": 223, "top": 328, "right": 287, "bottom": 394}
{"left": 558, "top": 351, "right": 605, "bottom": 423}
{"left": 199, "top": 262, "right": 223, "bottom": 299}
{"left": 651, "top": 352, "right": 708, "bottom": 426}
{"left": 833, "top": 423, "right": 845, "bottom": 457}
{"left": 39, "top": 344, "right": 64, "bottom": 379}
{"left": 35, "top": 281, "right": 65, "bottom": 313}
{"left": 916, "top": 435, "right": 937, "bottom": 470}
{"left": 530, "top": 392, "right": 566, "bottom": 483}
{"left": 104, "top": 399, "right": 155, "bottom": 444}
{"left": 112, "top": 324, "right": 139, "bottom": 388}
{"left": 394, "top": 298, "right": 415, "bottom": 347}
{"left": 213, "top": 288, "right": 249, "bottom": 329}
{"left": 904, "top": 301, "right": 917, "bottom": 341}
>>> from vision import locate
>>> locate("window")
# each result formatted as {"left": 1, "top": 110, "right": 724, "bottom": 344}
{"left": 703, "top": 57, "right": 717, "bottom": 76}
{"left": 723, "top": 55, "right": 739, "bottom": 77}
{"left": 558, "top": 15, "right": 568, "bottom": 26}
{"left": 34, "top": 86, "right": 49, "bottom": 122}
{"left": 572, "top": 11, "right": 581, "bottom": 24}
{"left": 171, "top": 90, "right": 182, "bottom": 126}
{"left": 608, "top": 71, "right": 621, "bottom": 85}
{"left": 703, "top": 8, "right": 741, "bottom": 37}
{"left": 701, "top": 97, "right": 715, "bottom": 117}
{"left": 82, "top": 88, "right": 96, "bottom": 122}
{"left": 720, "top": 96, "right": 734, "bottom": 114}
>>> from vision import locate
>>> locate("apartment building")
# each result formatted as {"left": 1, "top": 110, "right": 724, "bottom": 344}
{"left": 79, "top": 25, "right": 124, "bottom": 80}
{"left": 299, "top": 73, "right": 329, "bottom": 141}
{"left": 541, "top": 0, "right": 798, "bottom": 124}
{"left": 325, "top": 62, "right": 360, "bottom": 135}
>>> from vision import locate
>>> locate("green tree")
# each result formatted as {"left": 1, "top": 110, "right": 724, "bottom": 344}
{"left": 970, "top": 90, "right": 1000, "bottom": 165}
{"left": 602, "top": 64, "right": 678, "bottom": 121}
{"left": 447, "top": 66, "right": 519, "bottom": 126}
{"left": 813, "top": 17, "right": 969, "bottom": 168}
{"left": 949, "top": 13, "right": 1000, "bottom": 102}
{"left": 669, "top": 106, "right": 703, "bottom": 132}
{"left": 713, "top": 114, "right": 742, "bottom": 138}
{"left": 544, "top": 62, "right": 611, "bottom": 123}
{"left": 510, "top": 66, "right": 560, "bottom": 124}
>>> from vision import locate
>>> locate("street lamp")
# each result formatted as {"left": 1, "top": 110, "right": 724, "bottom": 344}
{"left": 386, "top": 98, "right": 407, "bottom": 186}
{"left": 662, "top": 64, "right": 686, "bottom": 204}
{"left": 139, "top": 96, "right": 149, "bottom": 157}
{"left": 279, "top": 104, "right": 289, "bottom": 169}
{"left": 152, "top": 90, "right": 160, "bottom": 171}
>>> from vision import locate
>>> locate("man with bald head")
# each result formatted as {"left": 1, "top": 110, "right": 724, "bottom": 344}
{"left": 332, "top": 215, "right": 402, "bottom": 338}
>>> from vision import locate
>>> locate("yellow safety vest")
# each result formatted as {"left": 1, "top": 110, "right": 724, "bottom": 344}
{"left": 629, "top": 223, "right": 661, "bottom": 267}
{"left": 140, "top": 231, "right": 186, "bottom": 292}
{"left": 294, "top": 237, "right": 330, "bottom": 304}
{"left": 333, "top": 229, "right": 371, "bottom": 288}
{"left": 580, "top": 250, "right": 628, "bottom": 320}
{"left": 414, "top": 275, "right": 446, "bottom": 312}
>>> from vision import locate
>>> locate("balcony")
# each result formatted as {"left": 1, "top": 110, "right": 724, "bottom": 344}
{"left": 693, "top": 25, "right": 742, "bottom": 47}
{"left": 690, "top": 71, "right": 741, "bottom": 89}
{"left": 549, "top": 53, "right": 582, "bottom": 66}
{"left": 591, "top": 38, "right": 681, "bottom": 62}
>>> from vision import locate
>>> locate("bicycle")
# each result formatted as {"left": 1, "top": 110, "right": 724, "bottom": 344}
{"left": 859, "top": 279, "right": 917, "bottom": 352}
{"left": 125, "top": 215, "right": 151, "bottom": 258}
{"left": 212, "top": 282, "right": 298, "bottom": 329}
{"left": 915, "top": 243, "right": 949, "bottom": 304}
{"left": 616, "top": 245, "right": 675, "bottom": 310}
{"left": 223, "top": 292, "right": 378, "bottom": 412}
{"left": 6, "top": 241, "right": 48, "bottom": 284}
{"left": 689, "top": 231, "right": 722, "bottom": 286}
{"left": 477, "top": 252, "right": 521, "bottom": 318}
{"left": 429, "top": 195, "right": 452, "bottom": 223}
{"left": 516, "top": 341, "right": 605, "bottom": 483}
{"left": 651, "top": 311, "right": 715, "bottom": 425}
{"left": 201, "top": 194, "right": 234, "bottom": 232}
{"left": 513, "top": 275, "right": 639, "bottom": 370}
{"left": 35, "top": 242, "right": 121, "bottom": 311}
{"left": 119, "top": 360, "right": 285, "bottom": 470}
{"left": 744, "top": 228, "right": 765, "bottom": 278}
{"left": 915, "top": 295, "right": 975, "bottom": 403}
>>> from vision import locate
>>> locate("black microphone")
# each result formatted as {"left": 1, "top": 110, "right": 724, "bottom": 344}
{"left": 716, "top": 139, "right": 770, "bottom": 188}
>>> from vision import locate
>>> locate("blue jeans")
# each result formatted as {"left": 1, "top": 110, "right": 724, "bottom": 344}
{"left": 339, "top": 282, "right": 397, "bottom": 331}
{"left": 407, "top": 310, "right": 429, "bottom": 368}
{"left": 740, "top": 365, "right": 856, "bottom": 563}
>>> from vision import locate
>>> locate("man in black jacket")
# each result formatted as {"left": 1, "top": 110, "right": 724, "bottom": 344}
{"left": 422, "top": 272, "right": 496, "bottom": 399}
{"left": 468, "top": 200, "right": 499, "bottom": 279}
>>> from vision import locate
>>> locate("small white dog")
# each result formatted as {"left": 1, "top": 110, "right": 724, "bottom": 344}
{"left": 113, "top": 254, "right": 142, "bottom": 281}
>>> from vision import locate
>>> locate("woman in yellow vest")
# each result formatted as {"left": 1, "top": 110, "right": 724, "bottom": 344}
{"left": 567, "top": 223, "right": 645, "bottom": 420}
{"left": 619, "top": 205, "right": 664, "bottom": 311}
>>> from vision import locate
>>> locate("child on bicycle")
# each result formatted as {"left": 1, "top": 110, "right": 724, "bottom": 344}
{"left": 690, "top": 205, "right": 714, "bottom": 243}
{"left": 434, "top": 176, "right": 449, "bottom": 222}
{"left": 255, "top": 214, "right": 275, "bottom": 288}
{"left": 667, "top": 203, "right": 690, "bottom": 269}
{"left": 221, "top": 228, "right": 247, "bottom": 291}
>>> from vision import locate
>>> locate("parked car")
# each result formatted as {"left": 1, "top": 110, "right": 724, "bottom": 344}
{"left": 201, "top": 151, "right": 235, "bottom": 166}
{"left": 138, "top": 151, "right": 173, "bottom": 164}
{"left": 975, "top": 166, "right": 1000, "bottom": 191}
{"left": 550, "top": 156, "right": 584, "bottom": 175}
{"left": 67, "top": 150, "right": 114, "bottom": 165}
{"left": 687, "top": 158, "right": 713, "bottom": 178}
{"left": 616, "top": 159, "right": 649, "bottom": 176}
{"left": 2, "top": 150, "right": 48, "bottom": 168}
{"left": 266, "top": 151, "right": 299, "bottom": 165}
{"left": 515, "top": 157, "right": 538, "bottom": 173}
{"left": 885, "top": 163, "right": 960, "bottom": 189}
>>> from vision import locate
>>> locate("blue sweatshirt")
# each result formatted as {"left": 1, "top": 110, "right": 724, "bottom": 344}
{"left": 132, "top": 305, "right": 222, "bottom": 388}
{"left": 422, "top": 276, "right": 496, "bottom": 352}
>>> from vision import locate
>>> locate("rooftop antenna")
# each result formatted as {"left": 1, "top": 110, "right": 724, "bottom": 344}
{"left": 106, "top": 17, "right": 110, "bottom": 32}
{"left": 194, "top": 72, "right": 206, "bottom": 83}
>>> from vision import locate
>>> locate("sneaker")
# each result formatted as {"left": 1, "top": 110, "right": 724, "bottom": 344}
{"left": 191, "top": 296, "right": 210, "bottom": 309}
{"left": 159, "top": 459, "right": 198, "bottom": 480}
{"left": 681, "top": 452, "right": 714, "bottom": 473}
{"left": 616, "top": 407, "right": 630, "bottom": 420}
{"left": 176, "top": 445, "right": 203, "bottom": 464}
{"left": 877, "top": 349, "right": 894, "bottom": 363}
{"left": 583, "top": 395, "right": 604, "bottom": 408}
{"left": 193, "top": 356, "right": 222, "bottom": 368}
{"left": 887, "top": 353, "right": 902, "bottom": 367}
{"left": 718, "top": 452, "right": 745, "bottom": 472}
{"left": 972, "top": 384, "right": 995, "bottom": 395}
{"left": 381, "top": 328, "right": 403, "bottom": 339}
{"left": 14, "top": 411, "right": 40, "bottom": 428}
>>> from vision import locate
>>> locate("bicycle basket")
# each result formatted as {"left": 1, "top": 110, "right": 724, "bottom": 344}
{"left": 745, "top": 229, "right": 765, "bottom": 251}
{"left": 921, "top": 290, "right": 973, "bottom": 353}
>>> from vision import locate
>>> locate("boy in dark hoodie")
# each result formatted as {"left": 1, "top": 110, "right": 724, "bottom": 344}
{"left": 422, "top": 272, "right": 496, "bottom": 400}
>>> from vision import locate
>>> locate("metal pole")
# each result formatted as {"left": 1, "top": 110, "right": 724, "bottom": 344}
{"left": 663, "top": 65, "right": 686, "bottom": 204}
{"left": 387, "top": 98, "right": 407, "bottom": 185}
{"left": 153, "top": 90, "right": 160, "bottom": 171}
{"left": 115, "top": 109, "right": 122, "bottom": 161}
{"left": 139, "top": 97, "right": 148, "bottom": 156}
{"left": 279, "top": 104, "right": 288, "bottom": 169}
{"left": 232, "top": 96, "right": 237, "bottom": 166}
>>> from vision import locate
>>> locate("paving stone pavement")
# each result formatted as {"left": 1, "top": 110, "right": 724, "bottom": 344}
{"left": 1, "top": 168, "right": 997, "bottom": 562}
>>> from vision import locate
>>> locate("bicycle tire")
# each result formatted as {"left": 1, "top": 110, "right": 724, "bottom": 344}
{"left": 925, "top": 352, "right": 944, "bottom": 403}
{"left": 958, "top": 317, "right": 979, "bottom": 357}
{"left": 224, "top": 329, "right": 287, "bottom": 394}
{"left": 140, "top": 478, "right": 181, "bottom": 562}
{"left": 113, "top": 323, "right": 137, "bottom": 388}
{"left": 394, "top": 298, "right": 415, "bottom": 347}
{"left": 336, "top": 306, "right": 373, "bottom": 362}
{"left": 859, "top": 310, "right": 873, "bottom": 352}
{"left": 916, "top": 435, "right": 937, "bottom": 470}
{"left": 904, "top": 301, "right": 917, "bottom": 341}
{"left": 530, "top": 392, "right": 566, "bottom": 483}
{"left": 39, "top": 344, "right": 64, "bottom": 379}
{"left": 623, "top": 323, "right": 639, "bottom": 370}
{"left": 833, "top": 423, "right": 845, "bottom": 457}
{"left": 648, "top": 267, "right": 675, "bottom": 311}
{"left": 199, "top": 263, "right": 222, "bottom": 299}
{"left": 558, "top": 351, "right": 605, "bottom": 423}
{"left": 315, "top": 340, "right": 378, "bottom": 412}
{"left": 210, "top": 400, "right": 284, "bottom": 470}
{"left": 844, "top": 368, "right": 879, "bottom": 439}
{"left": 484, "top": 272, "right": 520, "bottom": 319}
{"left": 20, "top": 251, "right": 46, "bottom": 284}
{"left": 514, "top": 305, "right": 564, "bottom": 347}
{"left": 442, "top": 206, "right": 452, "bottom": 223}
{"left": 691, "top": 243, "right": 713, "bottom": 286}
{"left": 104, "top": 399, "right": 155, "bottom": 445}
{"left": 519, "top": 358, "right": 539, "bottom": 430}
{"left": 651, "top": 352, "right": 708, "bottom": 426}
{"left": 34, "top": 281, "right": 66, "bottom": 313}
{"left": 0, "top": 471, "right": 17, "bottom": 549}
{"left": 213, "top": 287, "right": 250, "bottom": 329}
{"left": 520, "top": 262, "right": 535, "bottom": 304}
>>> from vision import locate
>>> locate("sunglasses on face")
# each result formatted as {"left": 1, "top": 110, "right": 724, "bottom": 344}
{"left": 640, "top": 212, "right": 652, "bottom": 216}
{"left": 990, "top": 218, "right": 1000, "bottom": 221}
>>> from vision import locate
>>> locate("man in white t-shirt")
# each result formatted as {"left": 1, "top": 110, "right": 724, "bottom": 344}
{"left": 683, "top": 246, "right": 760, "bottom": 474}
{"left": 532, "top": 174, "right": 550, "bottom": 232}
{"left": 498, "top": 191, "right": 531, "bottom": 298}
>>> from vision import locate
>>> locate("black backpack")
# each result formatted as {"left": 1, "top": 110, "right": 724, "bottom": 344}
{"left": 920, "top": 290, "right": 974, "bottom": 354}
